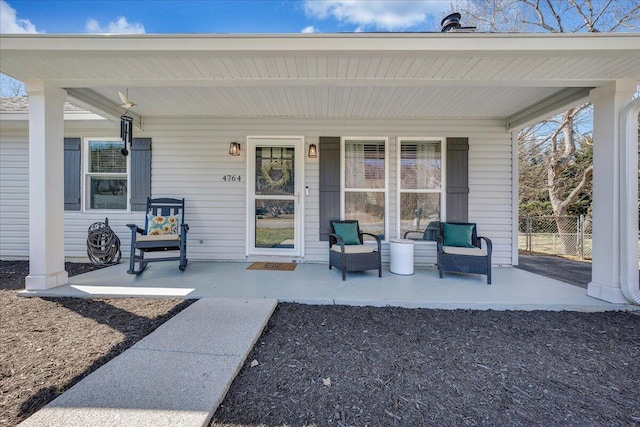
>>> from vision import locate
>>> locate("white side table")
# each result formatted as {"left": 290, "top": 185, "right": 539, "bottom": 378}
{"left": 389, "top": 238, "right": 414, "bottom": 275}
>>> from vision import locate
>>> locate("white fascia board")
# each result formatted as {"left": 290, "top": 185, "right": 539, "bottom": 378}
{"left": 0, "top": 110, "right": 105, "bottom": 121}
{"left": 63, "top": 111, "right": 107, "bottom": 120}
{"left": 1, "top": 32, "right": 639, "bottom": 56}
{"left": 506, "top": 87, "right": 592, "bottom": 131}
{"left": 0, "top": 111, "right": 29, "bottom": 121}
{"left": 66, "top": 88, "right": 142, "bottom": 129}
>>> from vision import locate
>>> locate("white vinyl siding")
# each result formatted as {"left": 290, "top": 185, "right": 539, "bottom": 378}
{"left": 0, "top": 117, "right": 513, "bottom": 266}
{"left": 0, "top": 132, "right": 29, "bottom": 258}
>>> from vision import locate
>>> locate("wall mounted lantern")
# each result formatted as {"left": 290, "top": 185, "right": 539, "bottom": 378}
{"left": 229, "top": 141, "right": 241, "bottom": 156}
{"left": 308, "top": 143, "right": 318, "bottom": 158}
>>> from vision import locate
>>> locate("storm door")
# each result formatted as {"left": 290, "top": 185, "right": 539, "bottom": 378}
{"left": 247, "top": 137, "right": 304, "bottom": 257}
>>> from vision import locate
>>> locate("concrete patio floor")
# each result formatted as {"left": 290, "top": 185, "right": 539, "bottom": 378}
{"left": 20, "top": 261, "right": 639, "bottom": 312}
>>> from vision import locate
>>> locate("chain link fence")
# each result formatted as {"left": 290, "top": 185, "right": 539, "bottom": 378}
{"left": 519, "top": 215, "right": 593, "bottom": 259}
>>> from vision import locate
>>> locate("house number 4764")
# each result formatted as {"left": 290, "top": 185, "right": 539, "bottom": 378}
{"left": 222, "top": 175, "right": 241, "bottom": 182}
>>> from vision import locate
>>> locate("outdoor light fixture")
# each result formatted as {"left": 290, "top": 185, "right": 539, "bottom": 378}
{"left": 308, "top": 143, "right": 318, "bottom": 158}
{"left": 229, "top": 141, "right": 241, "bottom": 156}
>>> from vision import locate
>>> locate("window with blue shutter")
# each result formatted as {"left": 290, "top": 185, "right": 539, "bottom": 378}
{"left": 63, "top": 137, "right": 151, "bottom": 211}
{"left": 319, "top": 136, "right": 469, "bottom": 241}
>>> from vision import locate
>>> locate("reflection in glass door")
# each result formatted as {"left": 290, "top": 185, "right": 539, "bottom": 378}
{"left": 247, "top": 137, "right": 304, "bottom": 257}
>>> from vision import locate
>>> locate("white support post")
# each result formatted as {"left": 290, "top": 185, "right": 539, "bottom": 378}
{"left": 619, "top": 96, "right": 640, "bottom": 304}
{"left": 25, "top": 81, "right": 69, "bottom": 290}
{"left": 587, "top": 81, "right": 637, "bottom": 303}
{"left": 511, "top": 131, "right": 519, "bottom": 266}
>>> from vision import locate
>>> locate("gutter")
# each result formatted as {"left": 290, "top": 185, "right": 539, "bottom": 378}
{"left": 619, "top": 95, "right": 640, "bottom": 305}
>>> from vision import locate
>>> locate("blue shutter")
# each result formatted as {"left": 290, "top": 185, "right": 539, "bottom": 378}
{"left": 319, "top": 136, "right": 341, "bottom": 241}
{"left": 130, "top": 138, "right": 151, "bottom": 211}
{"left": 64, "top": 138, "right": 81, "bottom": 211}
{"left": 446, "top": 137, "right": 469, "bottom": 222}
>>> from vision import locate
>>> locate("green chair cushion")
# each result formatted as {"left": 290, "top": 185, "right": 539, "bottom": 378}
{"left": 332, "top": 222, "right": 361, "bottom": 245}
{"left": 443, "top": 223, "right": 475, "bottom": 248}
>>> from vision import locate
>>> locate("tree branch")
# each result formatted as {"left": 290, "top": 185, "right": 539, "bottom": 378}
{"left": 521, "top": 0, "right": 559, "bottom": 32}
{"left": 609, "top": 4, "right": 640, "bottom": 32}
{"left": 569, "top": 0, "right": 596, "bottom": 32}
{"left": 556, "top": 165, "right": 593, "bottom": 214}
{"left": 545, "top": 0, "right": 565, "bottom": 32}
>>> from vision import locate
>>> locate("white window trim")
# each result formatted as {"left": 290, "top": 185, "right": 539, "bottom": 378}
{"left": 396, "top": 137, "right": 446, "bottom": 241}
{"left": 82, "top": 137, "right": 131, "bottom": 212}
{"left": 340, "top": 136, "right": 389, "bottom": 242}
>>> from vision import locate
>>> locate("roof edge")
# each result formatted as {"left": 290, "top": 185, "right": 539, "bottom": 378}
{"left": 2, "top": 32, "right": 638, "bottom": 55}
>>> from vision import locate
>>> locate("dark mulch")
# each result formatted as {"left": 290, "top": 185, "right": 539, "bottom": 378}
{"left": 0, "top": 260, "right": 193, "bottom": 427}
{"left": 212, "top": 303, "right": 640, "bottom": 427}
{"left": 3, "top": 260, "right": 640, "bottom": 427}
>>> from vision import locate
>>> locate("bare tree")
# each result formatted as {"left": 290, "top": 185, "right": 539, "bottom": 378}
{"left": 454, "top": 0, "right": 639, "bottom": 253}
{"left": 0, "top": 73, "right": 26, "bottom": 97}
{"left": 455, "top": 0, "right": 640, "bottom": 33}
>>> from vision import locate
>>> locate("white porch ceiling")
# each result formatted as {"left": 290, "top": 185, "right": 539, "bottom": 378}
{"left": 1, "top": 33, "right": 638, "bottom": 124}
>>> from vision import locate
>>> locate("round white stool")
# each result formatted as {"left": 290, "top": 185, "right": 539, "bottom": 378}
{"left": 389, "top": 238, "right": 414, "bottom": 275}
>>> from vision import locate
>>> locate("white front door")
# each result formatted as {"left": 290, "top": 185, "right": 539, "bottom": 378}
{"left": 247, "top": 136, "right": 304, "bottom": 257}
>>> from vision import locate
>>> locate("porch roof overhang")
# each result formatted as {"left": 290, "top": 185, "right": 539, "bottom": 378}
{"left": 1, "top": 32, "right": 639, "bottom": 130}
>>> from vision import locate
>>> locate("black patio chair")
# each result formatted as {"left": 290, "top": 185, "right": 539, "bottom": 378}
{"left": 404, "top": 220, "right": 441, "bottom": 241}
{"left": 329, "top": 220, "right": 382, "bottom": 281}
{"left": 126, "top": 197, "right": 189, "bottom": 275}
{"left": 437, "top": 222, "right": 492, "bottom": 284}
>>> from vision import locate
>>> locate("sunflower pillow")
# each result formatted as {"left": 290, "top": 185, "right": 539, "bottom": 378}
{"left": 147, "top": 214, "right": 179, "bottom": 235}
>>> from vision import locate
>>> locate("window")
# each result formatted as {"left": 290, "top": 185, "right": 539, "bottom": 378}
{"left": 398, "top": 138, "right": 444, "bottom": 241}
{"left": 84, "top": 138, "right": 129, "bottom": 210}
{"left": 342, "top": 138, "right": 387, "bottom": 238}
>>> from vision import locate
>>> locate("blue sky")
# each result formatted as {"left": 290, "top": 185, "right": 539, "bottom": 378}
{"left": 1, "top": 0, "right": 455, "bottom": 34}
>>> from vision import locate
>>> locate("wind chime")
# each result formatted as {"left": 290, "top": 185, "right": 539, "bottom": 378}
{"left": 118, "top": 90, "right": 136, "bottom": 156}
{"left": 120, "top": 112, "right": 133, "bottom": 156}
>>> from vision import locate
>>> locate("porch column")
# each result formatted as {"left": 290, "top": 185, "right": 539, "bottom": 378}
{"left": 25, "top": 81, "right": 69, "bottom": 290}
{"left": 587, "top": 81, "right": 637, "bottom": 303}
{"left": 619, "top": 96, "right": 640, "bottom": 304}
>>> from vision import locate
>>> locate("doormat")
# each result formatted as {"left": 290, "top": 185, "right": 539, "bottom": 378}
{"left": 247, "top": 262, "right": 297, "bottom": 271}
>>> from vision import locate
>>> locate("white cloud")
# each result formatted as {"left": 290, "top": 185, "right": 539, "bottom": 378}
{"left": 0, "top": 0, "right": 39, "bottom": 33}
{"left": 301, "top": 25, "right": 317, "bottom": 33}
{"left": 85, "top": 16, "right": 145, "bottom": 34}
{"left": 303, "top": 0, "right": 453, "bottom": 31}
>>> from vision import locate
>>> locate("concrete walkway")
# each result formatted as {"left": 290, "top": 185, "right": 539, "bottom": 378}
{"left": 19, "top": 298, "right": 277, "bottom": 427}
